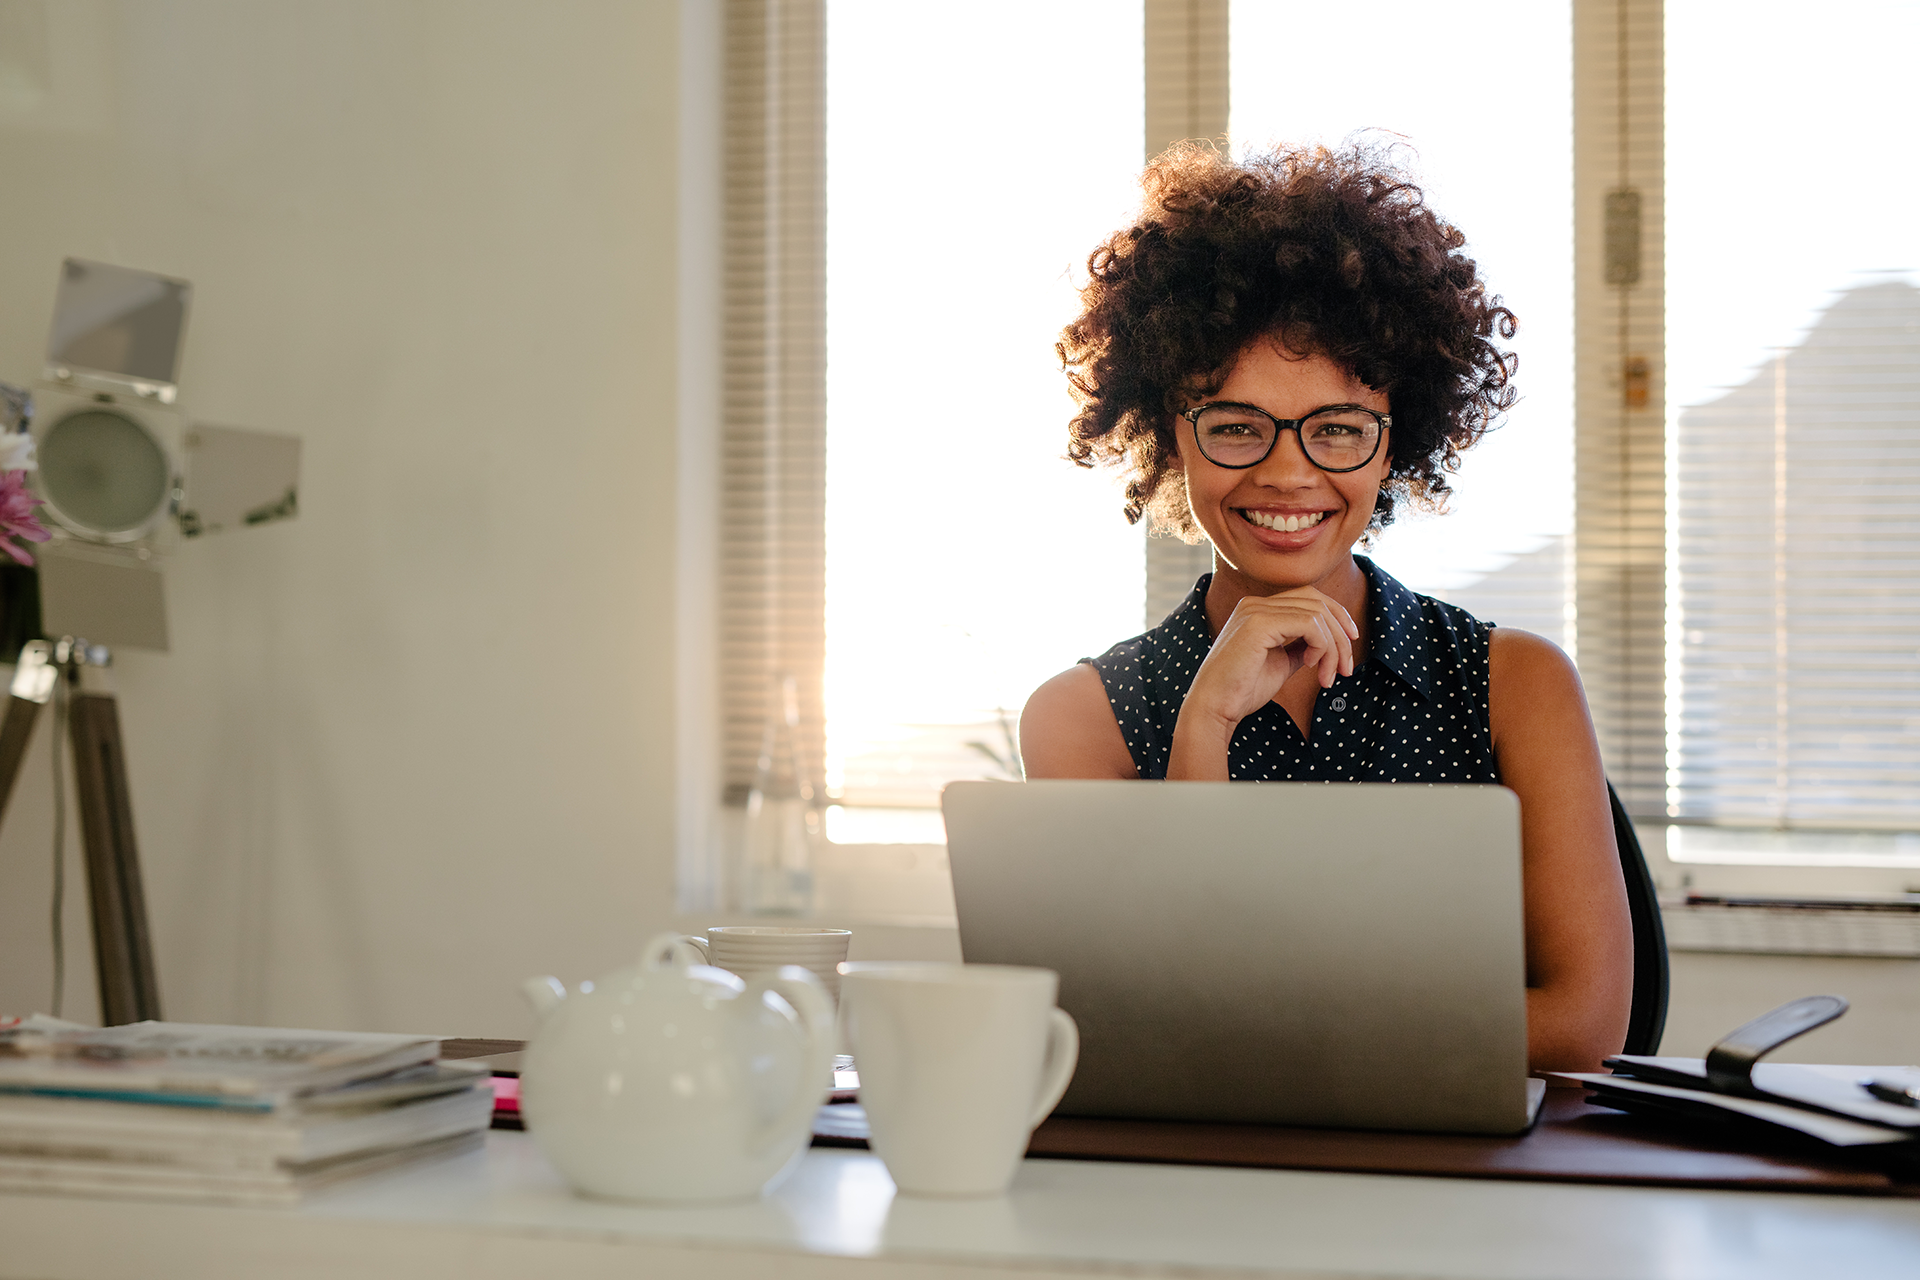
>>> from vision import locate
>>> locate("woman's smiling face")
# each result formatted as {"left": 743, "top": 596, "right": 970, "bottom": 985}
{"left": 1174, "top": 337, "right": 1392, "bottom": 595}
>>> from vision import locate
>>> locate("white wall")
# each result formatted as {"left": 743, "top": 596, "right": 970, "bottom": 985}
{"left": 1662, "top": 953, "right": 1920, "bottom": 1066}
{"left": 0, "top": 0, "right": 688, "bottom": 1038}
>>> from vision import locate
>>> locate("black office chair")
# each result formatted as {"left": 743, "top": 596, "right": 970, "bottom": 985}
{"left": 1608, "top": 781, "right": 1669, "bottom": 1055}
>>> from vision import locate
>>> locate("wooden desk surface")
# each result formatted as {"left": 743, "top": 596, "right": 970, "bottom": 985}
{"left": 3, "top": 1130, "right": 1919, "bottom": 1280}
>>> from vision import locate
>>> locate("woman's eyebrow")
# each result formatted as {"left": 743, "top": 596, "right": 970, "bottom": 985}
{"left": 1198, "top": 400, "right": 1378, "bottom": 416}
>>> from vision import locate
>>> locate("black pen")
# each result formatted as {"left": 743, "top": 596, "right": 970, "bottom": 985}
{"left": 1860, "top": 1078, "right": 1920, "bottom": 1108}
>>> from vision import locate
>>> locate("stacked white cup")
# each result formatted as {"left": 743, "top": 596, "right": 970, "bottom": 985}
{"left": 683, "top": 926, "right": 853, "bottom": 1004}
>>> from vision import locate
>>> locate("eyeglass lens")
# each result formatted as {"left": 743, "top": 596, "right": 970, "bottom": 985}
{"left": 1192, "top": 405, "right": 1382, "bottom": 470}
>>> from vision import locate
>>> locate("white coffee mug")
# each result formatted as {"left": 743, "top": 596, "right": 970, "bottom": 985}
{"left": 839, "top": 962, "right": 1078, "bottom": 1197}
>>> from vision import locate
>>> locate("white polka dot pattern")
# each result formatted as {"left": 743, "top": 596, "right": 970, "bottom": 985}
{"left": 1083, "top": 557, "right": 1499, "bottom": 784}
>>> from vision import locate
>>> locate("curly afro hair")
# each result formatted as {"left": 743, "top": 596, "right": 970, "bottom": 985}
{"left": 1059, "top": 140, "right": 1518, "bottom": 540}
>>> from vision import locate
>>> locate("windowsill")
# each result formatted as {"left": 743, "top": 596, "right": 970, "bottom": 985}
{"left": 1662, "top": 823, "right": 1920, "bottom": 869}
{"left": 701, "top": 815, "right": 1920, "bottom": 943}
{"left": 1625, "top": 814, "right": 1920, "bottom": 901}
{"left": 691, "top": 821, "right": 958, "bottom": 930}
{"left": 822, "top": 804, "right": 946, "bottom": 845}
{"left": 1661, "top": 898, "right": 1920, "bottom": 958}
{"left": 704, "top": 804, "right": 958, "bottom": 928}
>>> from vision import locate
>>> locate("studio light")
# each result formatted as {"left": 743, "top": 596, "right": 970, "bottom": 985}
{"left": 25, "top": 257, "right": 301, "bottom": 652}
{"left": 0, "top": 258, "right": 304, "bottom": 1024}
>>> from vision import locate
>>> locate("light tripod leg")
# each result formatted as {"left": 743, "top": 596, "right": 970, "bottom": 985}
{"left": 67, "top": 661, "right": 162, "bottom": 1025}
{"left": 0, "top": 695, "right": 42, "bottom": 820}
{"left": 0, "top": 639, "right": 161, "bottom": 1025}
{"left": 0, "top": 640, "right": 55, "bottom": 826}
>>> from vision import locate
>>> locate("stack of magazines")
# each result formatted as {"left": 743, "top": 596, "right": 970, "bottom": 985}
{"left": 0, "top": 1016, "right": 492, "bottom": 1205}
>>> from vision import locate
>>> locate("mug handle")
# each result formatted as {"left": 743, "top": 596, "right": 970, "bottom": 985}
{"left": 1027, "top": 1007, "right": 1080, "bottom": 1128}
{"left": 746, "top": 965, "right": 838, "bottom": 1157}
{"left": 642, "top": 930, "right": 706, "bottom": 970}
{"left": 680, "top": 934, "right": 712, "bottom": 965}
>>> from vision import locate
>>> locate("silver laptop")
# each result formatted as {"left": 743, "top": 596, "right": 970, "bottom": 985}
{"left": 943, "top": 780, "right": 1545, "bottom": 1135}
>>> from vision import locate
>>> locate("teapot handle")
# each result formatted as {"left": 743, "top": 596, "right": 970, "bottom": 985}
{"left": 640, "top": 930, "right": 707, "bottom": 972}
{"left": 744, "top": 965, "right": 837, "bottom": 1157}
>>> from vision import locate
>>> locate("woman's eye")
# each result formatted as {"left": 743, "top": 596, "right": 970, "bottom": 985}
{"left": 1204, "top": 420, "right": 1260, "bottom": 438}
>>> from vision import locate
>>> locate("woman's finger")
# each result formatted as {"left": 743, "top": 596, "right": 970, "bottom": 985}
{"left": 1310, "top": 615, "right": 1342, "bottom": 687}
{"left": 1301, "top": 605, "right": 1350, "bottom": 682}
{"left": 1252, "top": 605, "right": 1341, "bottom": 680}
{"left": 1295, "top": 639, "right": 1329, "bottom": 687}
{"left": 1248, "top": 591, "right": 1357, "bottom": 658}
{"left": 1287, "top": 615, "right": 1328, "bottom": 689}
{"left": 1323, "top": 605, "right": 1355, "bottom": 678}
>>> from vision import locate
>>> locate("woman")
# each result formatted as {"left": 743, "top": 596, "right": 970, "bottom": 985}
{"left": 1021, "top": 142, "right": 1632, "bottom": 1073}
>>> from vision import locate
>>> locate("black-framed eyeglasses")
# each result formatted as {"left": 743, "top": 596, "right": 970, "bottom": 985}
{"left": 1182, "top": 402, "right": 1390, "bottom": 473}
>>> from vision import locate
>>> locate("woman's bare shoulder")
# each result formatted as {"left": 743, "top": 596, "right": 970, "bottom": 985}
{"left": 1019, "top": 664, "right": 1139, "bottom": 780}
{"left": 1486, "top": 626, "right": 1597, "bottom": 752}
{"left": 1488, "top": 626, "right": 1583, "bottom": 690}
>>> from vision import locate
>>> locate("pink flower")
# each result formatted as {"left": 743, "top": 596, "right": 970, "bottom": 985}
{"left": 0, "top": 469, "right": 51, "bottom": 567}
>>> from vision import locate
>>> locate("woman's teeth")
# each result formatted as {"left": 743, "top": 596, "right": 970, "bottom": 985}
{"left": 1243, "top": 509, "right": 1327, "bottom": 533}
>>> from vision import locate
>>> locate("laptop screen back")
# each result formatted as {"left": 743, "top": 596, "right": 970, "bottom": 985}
{"left": 944, "top": 780, "right": 1532, "bottom": 1135}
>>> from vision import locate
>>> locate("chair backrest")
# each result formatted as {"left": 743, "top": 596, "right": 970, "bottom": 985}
{"left": 1608, "top": 781, "right": 1669, "bottom": 1055}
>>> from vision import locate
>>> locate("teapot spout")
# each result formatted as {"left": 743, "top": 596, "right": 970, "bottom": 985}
{"left": 522, "top": 975, "right": 569, "bottom": 1018}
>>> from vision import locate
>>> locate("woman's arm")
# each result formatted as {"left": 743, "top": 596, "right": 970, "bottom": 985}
{"left": 1488, "top": 628, "right": 1634, "bottom": 1073}
{"left": 1020, "top": 664, "right": 1139, "bottom": 779}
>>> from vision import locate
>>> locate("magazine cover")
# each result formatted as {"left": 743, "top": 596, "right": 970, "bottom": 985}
{"left": 0, "top": 1016, "right": 439, "bottom": 1104}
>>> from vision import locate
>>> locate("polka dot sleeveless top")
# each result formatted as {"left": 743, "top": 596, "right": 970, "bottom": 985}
{"left": 1083, "top": 556, "right": 1500, "bottom": 783}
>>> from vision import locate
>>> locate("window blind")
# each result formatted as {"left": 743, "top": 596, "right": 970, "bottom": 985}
{"left": 1141, "top": 0, "right": 1226, "bottom": 629}
{"left": 719, "top": 0, "right": 828, "bottom": 805}
{"left": 1572, "top": 0, "right": 1665, "bottom": 811}
{"left": 1672, "top": 282, "right": 1920, "bottom": 830}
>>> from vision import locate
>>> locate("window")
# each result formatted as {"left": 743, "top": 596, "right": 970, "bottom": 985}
{"left": 821, "top": 1, "right": 1579, "bottom": 844}
{"left": 703, "top": 0, "right": 1918, "bottom": 916}
{"left": 1663, "top": 0, "right": 1920, "bottom": 872}
{"left": 822, "top": 1, "right": 1146, "bottom": 843}
{"left": 1229, "top": 0, "right": 1575, "bottom": 646}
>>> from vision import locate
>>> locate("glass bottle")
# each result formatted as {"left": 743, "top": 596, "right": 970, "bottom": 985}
{"left": 742, "top": 673, "right": 818, "bottom": 914}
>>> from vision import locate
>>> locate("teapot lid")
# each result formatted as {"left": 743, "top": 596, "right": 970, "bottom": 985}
{"left": 612, "top": 932, "right": 745, "bottom": 995}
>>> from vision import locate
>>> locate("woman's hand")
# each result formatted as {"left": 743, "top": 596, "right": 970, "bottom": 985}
{"left": 1167, "top": 587, "right": 1358, "bottom": 780}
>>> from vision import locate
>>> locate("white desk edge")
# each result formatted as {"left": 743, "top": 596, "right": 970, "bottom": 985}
{"left": 3, "top": 1131, "right": 1919, "bottom": 1280}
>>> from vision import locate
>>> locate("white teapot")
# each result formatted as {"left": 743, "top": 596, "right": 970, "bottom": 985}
{"left": 519, "top": 931, "right": 836, "bottom": 1202}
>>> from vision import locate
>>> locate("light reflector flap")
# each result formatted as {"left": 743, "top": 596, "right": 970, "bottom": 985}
{"left": 36, "top": 543, "right": 170, "bottom": 652}
{"left": 45, "top": 259, "right": 191, "bottom": 398}
{"left": 179, "top": 425, "right": 300, "bottom": 536}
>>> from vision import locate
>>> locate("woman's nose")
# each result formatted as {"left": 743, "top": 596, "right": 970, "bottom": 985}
{"left": 1250, "top": 427, "right": 1321, "bottom": 487}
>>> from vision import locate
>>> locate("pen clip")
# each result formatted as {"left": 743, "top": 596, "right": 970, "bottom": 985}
{"left": 1860, "top": 1078, "right": 1920, "bottom": 1108}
